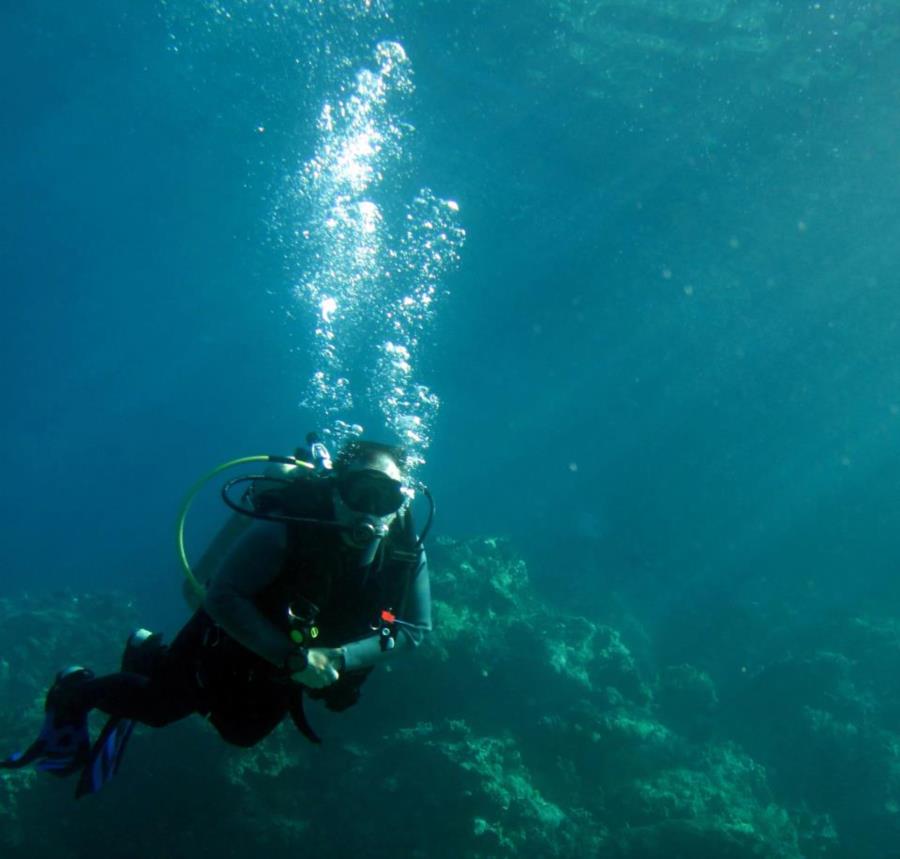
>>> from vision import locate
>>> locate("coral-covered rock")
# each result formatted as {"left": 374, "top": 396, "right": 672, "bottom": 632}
{"left": 657, "top": 664, "right": 719, "bottom": 741}
{"left": 612, "top": 743, "right": 804, "bottom": 859}
{"left": 0, "top": 537, "right": 878, "bottom": 859}
{"left": 426, "top": 536, "right": 650, "bottom": 707}
{"left": 381, "top": 720, "right": 607, "bottom": 858}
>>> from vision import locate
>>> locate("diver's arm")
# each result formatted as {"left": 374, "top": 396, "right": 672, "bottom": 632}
{"left": 203, "top": 521, "right": 295, "bottom": 668}
{"left": 339, "top": 552, "right": 432, "bottom": 672}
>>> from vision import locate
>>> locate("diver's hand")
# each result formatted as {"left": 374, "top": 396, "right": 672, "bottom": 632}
{"left": 289, "top": 648, "right": 344, "bottom": 688}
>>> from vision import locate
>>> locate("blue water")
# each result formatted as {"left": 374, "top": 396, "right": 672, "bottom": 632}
{"left": 3, "top": 0, "right": 900, "bottom": 638}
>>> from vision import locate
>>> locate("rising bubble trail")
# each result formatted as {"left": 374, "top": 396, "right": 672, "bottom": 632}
{"left": 290, "top": 37, "right": 464, "bottom": 468}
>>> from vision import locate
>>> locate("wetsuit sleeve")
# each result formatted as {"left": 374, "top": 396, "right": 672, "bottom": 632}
{"left": 203, "top": 521, "right": 295, "bottom": 668}
{"left": 341, "top": 551, "right": 432, "bottom": 672}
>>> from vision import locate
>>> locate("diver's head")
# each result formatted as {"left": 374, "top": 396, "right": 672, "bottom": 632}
{"left": 332, "top": 440, "right": 411, "bottom": 562}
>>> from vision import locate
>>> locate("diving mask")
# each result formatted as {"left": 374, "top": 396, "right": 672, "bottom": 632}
{"left": 333, "top": 468, "right": 411, "bottom": 563}
{"left": 336, "top": 469, "right": 408, "bottom": 517}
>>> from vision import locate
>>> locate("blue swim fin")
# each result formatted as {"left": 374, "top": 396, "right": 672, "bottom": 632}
{"left": 75, "top": 716, "right": 136, "bottom": 799}
{"left": 0, "top": 666, "right": 93, "bottom": 778}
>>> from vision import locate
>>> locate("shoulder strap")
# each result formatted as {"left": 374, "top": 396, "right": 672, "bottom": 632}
{"left": 382, "top": 509, "right": 423, "bottom": 617}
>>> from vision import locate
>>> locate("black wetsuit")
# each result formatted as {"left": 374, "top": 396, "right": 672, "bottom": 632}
{"left": 62, "top": 513, "right": 431, "bottom": 747}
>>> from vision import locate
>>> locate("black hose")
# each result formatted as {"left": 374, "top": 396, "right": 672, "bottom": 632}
{"left": 222, "top": 473, "right": 436, "bottom": 545}
{"left": 417, "top": 486, "right": 436, "bottom": 547}
{"left": 221, "top": 476, "right": 343, "bottom": 528}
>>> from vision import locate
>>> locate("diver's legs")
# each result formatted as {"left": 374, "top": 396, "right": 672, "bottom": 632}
{"left": 47, "top": 617, "right": 207, "bottom": 729}
{"left": 1, "top": 616, "right": 206, "bottom": 790}
{"left": 62, "top": 670, "right": 200, "bottom": 728}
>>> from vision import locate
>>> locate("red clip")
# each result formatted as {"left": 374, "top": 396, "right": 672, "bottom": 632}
{"left": 380, "top": 610, "right": 396, "bottom": 624}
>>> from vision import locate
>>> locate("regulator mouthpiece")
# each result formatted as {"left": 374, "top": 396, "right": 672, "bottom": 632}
{"left": 348, "top": 516, "right": 389, "bottom": 548}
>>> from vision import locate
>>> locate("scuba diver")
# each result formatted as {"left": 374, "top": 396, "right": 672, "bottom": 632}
{"left": 0, "top": 435, "right": 433, "bottom": 798}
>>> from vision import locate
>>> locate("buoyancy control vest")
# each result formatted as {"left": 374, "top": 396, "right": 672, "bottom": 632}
{"left": 252, "top": 472, "right": 424, "bottom": 654}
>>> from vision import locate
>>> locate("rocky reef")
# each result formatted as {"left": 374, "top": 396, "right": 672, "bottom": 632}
{"left": 1, "top": 537, "right": 898, "bottom": 857}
